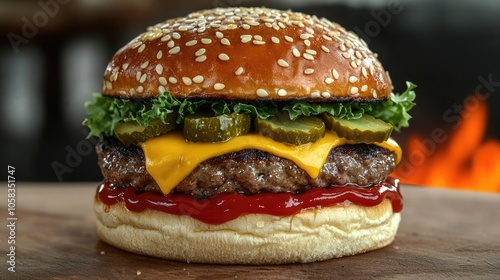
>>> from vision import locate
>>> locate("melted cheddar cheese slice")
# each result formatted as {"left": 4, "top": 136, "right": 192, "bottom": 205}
{"left": 140, "top": 131, "right": 401, "bottom": 195}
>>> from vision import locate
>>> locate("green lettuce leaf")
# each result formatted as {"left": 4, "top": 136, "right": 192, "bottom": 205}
{"left": 284, "top": 82, "right": 416, "bottom": 131}
{"left": 83, "top": 82, "right": 416, "bottom": 139}
{"left": 369, "top": 81, "right": 417, "bottom": 131}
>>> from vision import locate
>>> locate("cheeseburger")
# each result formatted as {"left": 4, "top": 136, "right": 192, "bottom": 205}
{"left": 84, "top": 7, "right": 416, "bottom": 264}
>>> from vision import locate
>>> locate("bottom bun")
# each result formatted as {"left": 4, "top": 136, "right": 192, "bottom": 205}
{"left": 95, "top": 198, "right": 400, "bottom": 264}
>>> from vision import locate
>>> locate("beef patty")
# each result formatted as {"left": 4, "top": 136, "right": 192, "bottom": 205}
{"left": 96, "top": 138, "right": 396, "bottom": 198}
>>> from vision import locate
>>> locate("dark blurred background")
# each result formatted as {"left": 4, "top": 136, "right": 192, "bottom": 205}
{"left": 1, "top": 0, "right": 499, "bottom": 183}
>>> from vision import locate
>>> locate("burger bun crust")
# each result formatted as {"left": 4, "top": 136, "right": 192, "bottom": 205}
{"left": 102, "top": 7, "right": 392, "bottom": 101}
{"left": 95, "top": 198, "right": 400, "bottom": 264}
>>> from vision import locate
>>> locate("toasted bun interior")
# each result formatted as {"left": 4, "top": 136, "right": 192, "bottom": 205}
{"left": 103, "top": 7, "right": 392, "bottom": 101}
{"left": 95, "top": 198, "right": 400, "bottom": 264}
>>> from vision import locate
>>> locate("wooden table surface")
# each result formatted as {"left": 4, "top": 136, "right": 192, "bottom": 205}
{"left": 1, "top": 183, "right": 499, "bottom": 279}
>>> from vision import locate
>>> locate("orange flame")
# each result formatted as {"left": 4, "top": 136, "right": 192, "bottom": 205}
{"left": 393, "top": 97, "right": 500, "bottom": 192}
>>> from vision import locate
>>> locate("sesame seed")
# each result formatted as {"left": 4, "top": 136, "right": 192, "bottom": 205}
{"left": 182, "top": 77, "right": 192, "bottom": 86}
{"left": 155, "top": 64, "right": 163, "bottom": 75}
{"left": 355, "top": 51, "right": 363, "bottom": 59}
{"left": 253, "top": 40, "right": 265, "bottom": 45}
{"left": 305, "top": 49, "right": 317, "bottom": 55}
{"left": 195, "top": 55, "right": 207, "bottom": 62}
{"left": 277, "top": 59, "right": 289, "bottom": 68}
{"left": 386, "top": 71, "right": 393, "bottom": 84}
{"left": 303, "top": 53, "right": 314, "bottom": 61}
{"left": 137, "top": 86, "right": 144, "bottom": 93}
{"left": 159, "top": 77, "right": 167, "bottom": 86}
{"left": 195, "top": 48, "right": 206, "bottom": 56}
{"left": 131, "top": 41, "right": 141, "bottom": 49}
{"left": 169, "top": 46, "right": 180, "bottom": 54}
{"left": 214, "top": 83, "right": 225, "bottom": 90}
{"left": 372, "top": 90, "right": 378, "bottom": 98}
{"left": 349, "top": 76, "right": 358, "bottom": 83}
{"left": 284, "top": 35, "right": 293, "bottom": 42}
{"left": 185, "top": 40, "right": 198, "bottom": 46}
{"left": 247, "top": 21, "right": 259, "bottom": 26}
{"left": 325, "top": 77, "right": 334, "bottom": 84}
{"left": 265, "top": 22, "right": 272, "bottom": 28}
{"left": 192, "top": 75, "right": 204, "bottom": 83}
{"left": 110, "top": 72, "right": 118, "bottom": 82}
{"left": 201, "top": 38, "right": 212, "bottom": 44}
{"left": 140, "top": 61, "right": 149, "bottom": 69}
{"left": 350, "top": 87, "right": 359, "bottom": 95}
{"left": 304, "top": 68, "right": 314, "bottom": 75}
{"left": 362, "top": 67, "right": 368, "bottom": 78}
{"left": 339, "top": 44, "right": 347, "bottom": 52}
{"left": 227, "top": 24, "right": 237, "bottom": 30}
{"left": 292, "top": 48, "right": 300, "bottom": 57}
{"left": 278, "top": 89, "right": 287, "bottom": 96}
{"left": 122, "top": 63, "right": 129, "bottom": 70}
{"left": 221, "top": 38, "right": 230, "bottom": 45}
{"left": 158, "top": 85, "right": 166, "bottom": 94}
{"left": 172, "top": 32, "right": 181, "bottom": 39}
{"left": 254, "top": 35, "right": 263, "bottom": 41}
{"left": 136, "top": 71, "right": 141, "bottom": 81}
{"left": 240, "top": 35, "right": 252, "bottom": 43}
{"left": 278, "top": 22, "right": 286, "bottom": 29}
{"left": 140, "top": 73, "right": 147, "bottom": 83}
{"left": 300, "top": 33, "right": 311, "bottom": 40}
{"left": 342, "top": 52, "right": 351, "bottom": 59}
{"left": 156, "top": 51, "right": 163, "bottom": 60}
{"left": 304, "top": 40, "right": 311, "bottom": 47}
{"left": 361, "top": 85, "right": 368, "bottom": 92}
{"left": 216, "top": 31, "right": 223, "bottom": 38}
{"left": 168, "top": 77, "right": 178, "bottom": 84}
{"left": 218, "top": 53, "right": 230, "bottom": 61}
{"left": 235, "top": 66, "right": 244, "bottom": 76}
{"left": 311, "top": 91, "right": 321, "bottom": 98}
{"left": 322, "top": 91, "right": 331, "bottom": 98}
{"left": 167, "top": 40, "right": 175, "bottom": 48}
{"left": 332, "top": 69, "right": 340, "bottom": 79}
{"left": 138, "top": 44, "right": 146, "bottom": 53}
{"left": 160, "top": 35, "right": 171, "bottom": 42}
{"left": 306, "top": 27, "right": 314, "bottom": 34}
{"left": 370, "top": 65, "right": 375, "bottom": 75}
{"left": 242, "top": 24, "right": 250, "bottom": 29}
{"left": 256, "top": 88, "right": 269, "bottom": 97}
{"left": 321, "top": 45, "right": 330, "bottom": 53}
{"left": 350, "top": 60, "right": 358, "bottom": 68}
{"left": 271, "top": 36, "right": 280, "bottom": 44}
{"left": 322, "top": 35, "right": 332, "bottom": 41}
{"left": 105, "top": 80, "right": 112, "bottom": 90}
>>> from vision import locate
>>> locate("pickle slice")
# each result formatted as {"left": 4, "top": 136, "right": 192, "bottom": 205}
{"left": 114, "top": 114, "right": 176, "bottom": 146}
{"left": 255, "top": 114, "right": 325, "bottom": 145}
{"left": 321, "top": 113, "right": 393, "bottom": 143}
{"left": 183, "top": 112, "right": 251, "bottom": 142}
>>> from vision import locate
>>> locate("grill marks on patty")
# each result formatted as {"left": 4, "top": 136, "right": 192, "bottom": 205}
{"left": 96, "top": 138, "right": 396, "bottom": 199}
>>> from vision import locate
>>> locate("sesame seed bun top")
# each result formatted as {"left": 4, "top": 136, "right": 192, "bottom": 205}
{"left": 102, "top": 7, "right": 393, "bottom": 101}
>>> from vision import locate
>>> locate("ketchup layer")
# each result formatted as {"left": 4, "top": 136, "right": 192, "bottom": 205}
{"left": 97, "top": 177, "right": 403, "bottom": 225}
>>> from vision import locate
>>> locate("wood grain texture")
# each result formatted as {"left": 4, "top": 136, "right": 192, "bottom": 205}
{"left": 1, "top": 183, "right": 499, "bottom": 279}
